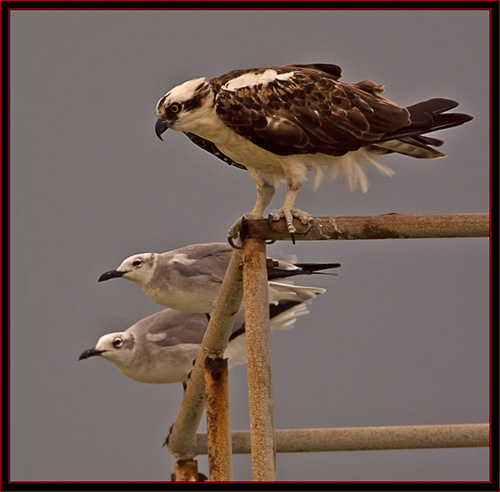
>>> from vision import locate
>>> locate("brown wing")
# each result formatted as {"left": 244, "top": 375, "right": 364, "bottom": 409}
{"left": 211, "top": 65, "right": 411, "bottom": 157}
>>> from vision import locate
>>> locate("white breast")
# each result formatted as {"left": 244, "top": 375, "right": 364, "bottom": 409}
{"left": 120, "top": 344, "right": 201, "bottom": 384}
{"left": 142, "top": 281, "right": 218, "bottom": 313}
{"left": 174, "top": 102, "right": 287, "bottom": 179}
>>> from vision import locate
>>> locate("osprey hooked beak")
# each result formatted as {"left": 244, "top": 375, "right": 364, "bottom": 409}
{"left": 79, "top": 348, "right": 105, "bottom": 360}
{"left": 98, "top": 269, "right": 124, "bottom": 282}
{"left": 155, "top": 118, "right": 169, "bottom": 141}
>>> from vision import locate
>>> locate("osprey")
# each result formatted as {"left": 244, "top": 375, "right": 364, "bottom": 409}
{"left": 155, "top": 63, "right": 473, "bottom": 241}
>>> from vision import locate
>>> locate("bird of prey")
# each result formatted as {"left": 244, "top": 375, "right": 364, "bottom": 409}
{"left": 98, "top": 242, "right": 339, "bottom": 313}
{"left": 79, "top": 300, "right": 316, "bottom": 385}
{"left": 155, "top": 63, "right": 473, "bottom": 241}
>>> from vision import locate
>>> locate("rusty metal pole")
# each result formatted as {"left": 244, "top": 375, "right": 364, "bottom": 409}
{"left": 204, "top": 356, "right": 233, "bottom": 481}
{"left": 242, "top": 213, "right": 490, "bottom": 241}
{"left": 241, "top": 238, "right": 277, "bottom": 481}
{"left": 194, "top": 423, "right": 490, "bottom": 454}
{"left": 171, "top": 459, "right": 202, "bottom": 482}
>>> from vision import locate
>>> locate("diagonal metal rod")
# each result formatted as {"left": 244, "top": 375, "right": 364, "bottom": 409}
{"left": 241, "top": 238, "right": 277, "bottom": 481}
{"left": 241, "top": 213, "right": 490, "bottom": 241}
{"left": 194, "top": 423, "right": 490, "bottom": 454}
{"left": 166, "top": 249, "right": 243, "bottom": 460}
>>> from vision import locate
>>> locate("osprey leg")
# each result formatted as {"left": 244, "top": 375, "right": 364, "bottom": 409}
{"left": 227, "top": 180, "right": 275, "bottom": 239}
{"left": 269, "top": 184, "right": 313, "bottom": 236}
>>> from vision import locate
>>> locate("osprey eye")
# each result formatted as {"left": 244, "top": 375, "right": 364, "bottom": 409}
{"left": 113, "top": 338, "right": 123, "bottom": 348}
{"left": 170, "top": 103, "right": 181, "bottom": 113}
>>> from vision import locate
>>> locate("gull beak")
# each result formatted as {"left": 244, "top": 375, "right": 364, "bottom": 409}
{"left": 155, "top": 119, "right": 169, "bottom": 141}
{"left": 79, "top": 348, "right": 105, "bottom": 360}
{"left": 98, "top": 269, "right": 124, "bottom": 282}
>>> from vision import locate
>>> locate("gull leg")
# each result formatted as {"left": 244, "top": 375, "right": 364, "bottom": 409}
{"left": 227, "top": 179, "right": 275, "bottom": 239}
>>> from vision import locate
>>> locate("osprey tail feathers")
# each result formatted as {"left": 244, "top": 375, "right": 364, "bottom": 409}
{"left": 367, "top": 98, "right": 473, "bottom": 159}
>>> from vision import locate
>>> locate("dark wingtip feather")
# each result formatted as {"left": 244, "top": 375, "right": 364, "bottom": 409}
{"left": 406, "top": 98, "right": 473, "bottom": 130}
{"left": 431, "top": 112, "right": 474, "bottom": 131}
{"left": 267, "top": 262, "right": 341, "bottom": 280}
{"left": 379, "top": 98, "right": 473, "bottom": 145}
{"left": 406, "top": 98, "right": 459, "bottom": 114}
{"left": 413, "top": 135, "right": 445, "bottom": 147}
{"left": 294, "top": 262, "right": 342, "bottom": 273}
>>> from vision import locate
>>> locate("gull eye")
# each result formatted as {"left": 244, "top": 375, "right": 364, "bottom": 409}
{"left": 113, "top": 338, "right": 123, "bottom": 348}
{"left": 132, "top": 259, "right": 143, "bottom": 267}
{"left": 169, "top": 103, "right": 181, "bottom": 113}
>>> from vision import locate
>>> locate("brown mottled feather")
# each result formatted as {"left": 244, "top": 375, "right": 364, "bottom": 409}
{"left": 210, "top": 65, "right": 471, "bottom": 158}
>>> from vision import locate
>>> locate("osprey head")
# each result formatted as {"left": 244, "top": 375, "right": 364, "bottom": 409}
{"left": 155, "top": 77, "right": 211, "bottom": 139}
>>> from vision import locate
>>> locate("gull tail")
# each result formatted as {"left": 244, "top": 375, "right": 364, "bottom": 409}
{"left": 268, "top": 300, "right": 312, "bottom": 332}
{"left": 225, "top": 299, "right": 319, "bottom": 366}
{"left": 268, "top": 281, "right": 326, "bottom": 304}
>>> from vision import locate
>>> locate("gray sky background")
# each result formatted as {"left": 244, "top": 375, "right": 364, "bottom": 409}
{"left": 10, "top": 9, "right": 490, "bottom": 483}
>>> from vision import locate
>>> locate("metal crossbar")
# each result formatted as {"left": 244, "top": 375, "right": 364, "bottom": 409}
{"left": 241, "top": 213, "right": 489, "bottom": 241}
{"left": 168, "top": 213, "right": 490, "bottom": 482}
{"left": 194, "top": 424, "right": 490, "bottom": 454}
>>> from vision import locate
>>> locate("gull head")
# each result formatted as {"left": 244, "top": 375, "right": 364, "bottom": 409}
{"left": 79, "top": 331, "right": 136, "bottom": 367}
{"left": 98, "top": 253, "right": 157, "bottom": 287}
